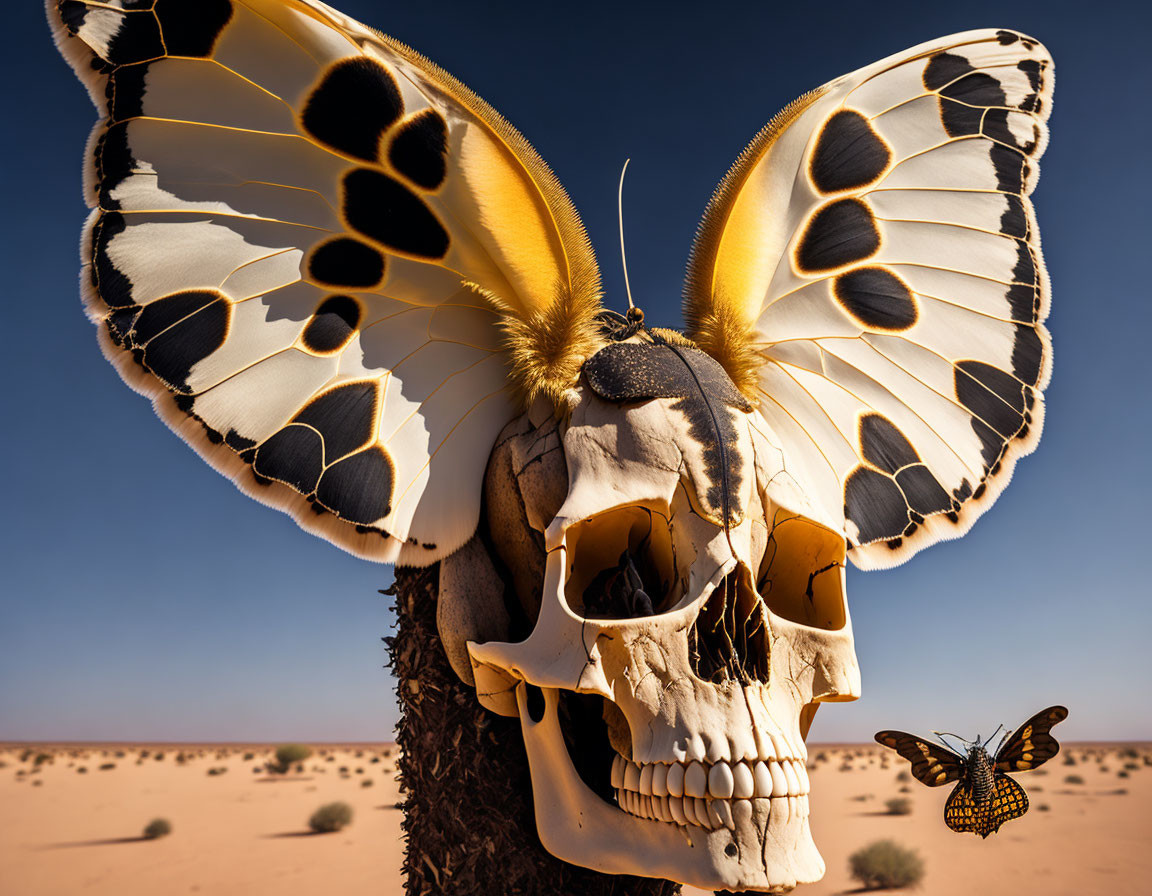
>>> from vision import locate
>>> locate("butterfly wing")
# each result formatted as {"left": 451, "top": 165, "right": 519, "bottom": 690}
{"left": 683, "top": 30, "right": 1053, "bottom": 569}
{"left": 996, "top": 705, "right": 1068, "bottom": 771}
{"left": 48, "top": 0, "right": 601, "bottom": 565}
{"left": 875, "top": 731, "right": 965, "bottom": 786}
{"left": 944, "top": 774, "right": 1029, "bottom": 838}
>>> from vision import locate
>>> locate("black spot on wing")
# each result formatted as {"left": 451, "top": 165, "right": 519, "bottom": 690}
{"left": 343, "top": 169, "right": 449, "bottom": 258}
{"left": 253, "top": 425, "right": 325, "bottom": 494}
{"left": 941, "top": 70, "right": 1006, "bottom": 108}
{"left": 106, "top": 63, "right": 148, "bottom": 121}
{"left": 1000, "top": 194, "right": 1028, "bottom": 239}
{"left": 388, "top": 110, "right": 449, "bottom": 191}
{"left": 132, "top": 290, "right": 220, "bottom": 344}
{"left": 996, "top": 30, "right": 1020, "bottom": 45}
{"left": 224, "top": 429, "right": 256, "bottom": 452}
{"left": 1013, "top": 242, "right": 1037, "bottom": 286}
{"left": 153, "top": 0, "right": 232, "bottom": 57}
{"left": 1011, "top": 324, "right": 1043, "bottom": 385}
{"left": 315, "top": 446, "right": 395, "bottom": 525}
{"left": 301, "top": 295, "right": 362, "bottom": 354}
{"left": 859, "top": 413, "right": 919, "bottom": 474}
{"left": 93, "top": 122, "right": 133, "bottom": 209}
{"left": 307, "top": 238, "right": 385, "bottom": 289}
{"left": 810, "top": 109, "right": 891, "bottom": 194}
{"left": 991, "top": 144, "right": 1028, "bottom": 194}
{"left": 796, "top": 199, "right": 880, "bottom": 273}
{"left": 294, "top": 381, "right": 378, "bottom": 462}
{"left": 138, "top": 291, "right": 231, "bottom": 391}
{"left": 895, "top": 466, "right": 953, "bottom": 516}
{"left": 302, "top": 58, "right": 404, "bottom": 162}
{"left": 584, "top": 341, "right": 752, "bottom": 526}
{"left": 844, "top": 466, "right": 909, "bottom": 543}
{"left": 833, "top": 267, "right": 918, "bottom": 331}
{"left": 57, "top": 1, "right": 90, "bottom": 34}
{"left": 922, "top": 52, "right": 973, "bottom": 91}
{"left": 1005, "top": 284, "right": 1036, "bottom": 322}
{"left": 91, "top": 212, "right": 135, "bottom": 309}
{"left": 955, "top": 361, "right": 1025, "bottom": 447}
{"left": 106, "top": 307, "right": 139, "bottom": 346}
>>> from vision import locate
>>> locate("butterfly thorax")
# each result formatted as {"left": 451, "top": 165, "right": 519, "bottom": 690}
{"left": 965, "top": 745, "right": 996, "bottom": 802}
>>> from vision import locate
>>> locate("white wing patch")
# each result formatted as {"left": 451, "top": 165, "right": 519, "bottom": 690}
{"left": 686, "top": 30, "right": 1053, "bottom": 569}
{"left": 49, "top": 0, "right": 600, "bottom": 564}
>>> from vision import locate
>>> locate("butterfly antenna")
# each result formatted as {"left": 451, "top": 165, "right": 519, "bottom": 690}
{"left": 932, "top": 730, "right": 971, "bottom": 752}
{"left": 617, "top": 158, "right": 643, "bottom": 328}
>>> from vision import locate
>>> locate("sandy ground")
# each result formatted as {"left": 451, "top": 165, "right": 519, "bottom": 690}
{"left": 2, "top": 743, "right": 1148, "bottom": 895}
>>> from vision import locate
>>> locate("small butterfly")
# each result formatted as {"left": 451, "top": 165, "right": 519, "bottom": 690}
{"left": 875, "top": 705, "right": 1068, "bottom": 838}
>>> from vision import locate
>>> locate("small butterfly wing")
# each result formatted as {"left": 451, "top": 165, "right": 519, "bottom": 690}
{"left": 945, "top": 775, "right": 1029, "bottom": 838}
{"left": 996, "top": 705, "right": 1068, "bottom": 772}
{"left": 48, "top": 0, "right": 602, "bottom": 565}
{"left": 875, "top": 731, "right": 964, "bottom": 786}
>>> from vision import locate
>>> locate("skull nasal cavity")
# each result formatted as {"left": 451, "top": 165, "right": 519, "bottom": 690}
{"left": 689, "top": 567, "right": 770, "bottom": 685}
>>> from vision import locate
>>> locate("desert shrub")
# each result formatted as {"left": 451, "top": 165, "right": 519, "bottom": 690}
{"left": 885, "top": 797, "right": 913, "bottom": 816}
{"left": 1063, "top": 755, "right": 1076, "bottom": 765}
{"left": 1118, "top": 771, "right": 1129, "bottom": 778}
{"left": 77, "top": 767, "right": 87, "bottom": 774}
{"left": 99, "top": 763, "right": 116, "bottom": 771}
{"left": 1123, "top": 761, "right": 1140, "bottom": 771}
{"left": 269, "top": 744, "right": 312, "bottom": 774}
{"left": 243, "top": 752, "right": 254, "bottom": 761}
{"left": 34, "top": 753, "right": 52, "bottom": 767}
{"left": 309, "top": 801, "right": 353, "bottom": 833}
{"left": 849, "top": 839, "right": 924, "bottom": 890}
{"left": 1120, "top": 748, "right": 1139, "bottom": 759}
{"left": 207, "top": 767, "right": 227, "bottom": 776}
{"left": 895, "top": 770, "right": 911, "bottom": 783}
{"left": 32, "top": 779, "right": 43, "bottom": 787}
{"left": 154, "top": 752, "right": 164, "bottom": 761}
{"left": 815, "top": 751, "right": 828, "bottom": 763}
{"left": 142, "top": 818, "right": 172, "bottom": 839}
{"left": 370, "top": 756, "right": 380, "bottom": 764}
{"left": 898, "top": 785, "right": 912, "bottom": 793}
{"left": 850, "top": 794, "right": 872, "bottom": 802}
{"left": 361, "top": 778, "right": 374, "bottom": 787}
{"left": 176, "top": 753, "right": 187, "bottom": 765}
{"left": 1064, "top": 774, "right": 1084, "bottom": 785}
{"left": 1037, "top": 803, "right": 1051, "bottom": 812}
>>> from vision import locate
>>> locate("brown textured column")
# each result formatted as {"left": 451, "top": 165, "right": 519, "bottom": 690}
{"left": 387, "top": 564, "right": 681, "bottom": 896}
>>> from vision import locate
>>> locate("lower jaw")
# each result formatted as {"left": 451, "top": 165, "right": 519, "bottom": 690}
{"left": 515, "top": 683, "right": 826, "bottom": 893}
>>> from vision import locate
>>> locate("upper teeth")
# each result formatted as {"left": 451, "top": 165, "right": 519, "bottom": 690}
{"left": 612, "top": 755, "right": 810, "bottom": 799}
{"left": 612, "top": 754, "right": 811, "bottom": 830}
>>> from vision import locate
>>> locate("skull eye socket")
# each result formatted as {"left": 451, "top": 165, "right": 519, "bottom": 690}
{"left": 756, "top": 512, "right": 847, "bottom": 630}
{"left": 564, "top": 506, "right": 681, "bottom": 620}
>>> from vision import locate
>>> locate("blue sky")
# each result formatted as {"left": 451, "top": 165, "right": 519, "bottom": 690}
{"left": 2, "top": 0, "right": 1149, "bottom": 743}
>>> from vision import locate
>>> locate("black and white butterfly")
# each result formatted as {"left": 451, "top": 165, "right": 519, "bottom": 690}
{"left": 875, "top": 705, "right": 1068, "bottom": 837}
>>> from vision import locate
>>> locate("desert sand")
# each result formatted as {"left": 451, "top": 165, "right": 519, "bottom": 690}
{"left": 2, "top": 742, "right": 1148, "bottom": 895}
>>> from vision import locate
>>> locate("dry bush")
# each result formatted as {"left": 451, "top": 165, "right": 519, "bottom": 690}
{"left": 1064, "top": 774, "right": 1085, "bottom": 785}
{"left": 143, "top": 818, "right": 172, "bottom": 839}
{"left": 849, "top": 839, "right": 925, "bottom": 890}
{"left": 309, "top": 802, "right": 353, "bottom": 833}
{"left": 885, "top": 797, "right": 913, "bottom": 816}
{"left": 271, "top": 744, "right": 313, "bottom": 773}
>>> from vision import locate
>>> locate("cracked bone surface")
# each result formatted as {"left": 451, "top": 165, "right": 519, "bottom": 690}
{"left": 440, "top": 360, "right": 861, "bottom": 893}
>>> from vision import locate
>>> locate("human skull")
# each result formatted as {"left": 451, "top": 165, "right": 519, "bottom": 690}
{"left": 439, "top": 338, "right": 861, "bottom": 893}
